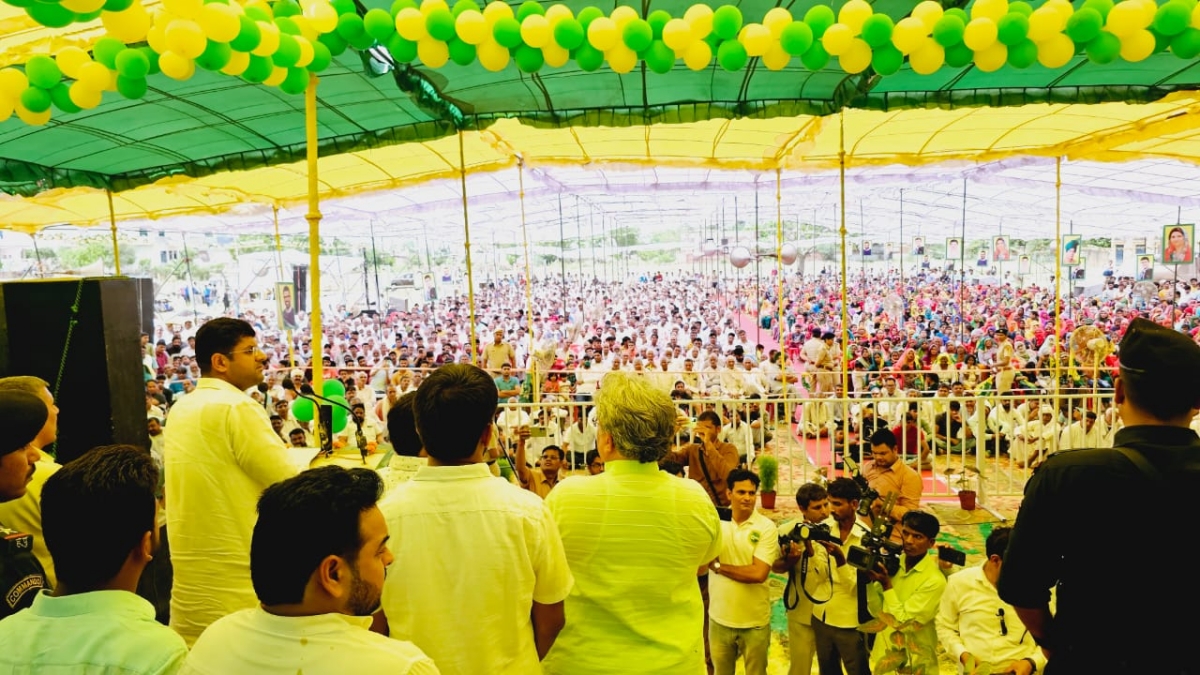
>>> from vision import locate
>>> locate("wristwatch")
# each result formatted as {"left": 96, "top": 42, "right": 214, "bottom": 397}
{"left": 710, "top": 561, "right": 722, "bottom": 575}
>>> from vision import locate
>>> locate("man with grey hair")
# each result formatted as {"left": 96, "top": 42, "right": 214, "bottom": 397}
{"left": 543, "top": 372, "right": 722, "bottom": 675}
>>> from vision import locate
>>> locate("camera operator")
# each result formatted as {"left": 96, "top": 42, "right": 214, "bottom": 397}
{"left": 997, "top": 318, "right": 1200, "bottom": 674}
{"left": 773, "top": 483, "right": 837, "bottom": 675}
{"left": 864, "top": 511, "right": 946, "bottom": 675}
{"left": 705, "top": 469, "right": 779, "bottom": 675}
{"left": 804, "top": 478, "right": 871, "bottom": 675}
{"left": 863, "top": 429, "right": 922, "bottom": 523}
{"left": 662, "top": 410, "right": 740, "bottom": 508}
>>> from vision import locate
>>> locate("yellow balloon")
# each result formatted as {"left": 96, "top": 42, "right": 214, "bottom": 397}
{"left": 396, "top": 7, "right": 427, "bottom": 41}
{"left": 1105, "top": 3, "right": 1140, "bottom": 36}
{"left": 419, "top": 0, "right": 449, "bottom": 17}
{"left": 306, "top": 2, "right": 338, "bottom": 34}
{"left": 294, "top": 36, "right": 314, "bottom": 67}
{"left": 763, "top": 7, "right": 792, "bottom": 38}
{"left": 456, "top": 10, "right": 488, "bottom": 45}
{"left": 68, "top": 81, "right": 103, "bottom": 109}
{"left": 253, "top": 21, "right": 281, "bottom": 56}
{"left": 662, "top": 18, "right": 694, "bottom": 50}
{"left": 971, "top": 0, "right": 1008, "bottom": 22}
{"left": 684, "top": 4, "right": 713, "bottom": 39}
{"left": 482, "top": 1, "right": 513, "bottom": 27}
{"left": 476, "top": 38, "right": 509, "bottom": 70}
{"left": 103, "top": 5, "right": 153, "bottom": 43}
{"left": 909, "top": 39, "right": 944, "bottom": 74}
{"left": 740, "top": 23, "right": 772, "bottom": 57}
{"left": 417, "top": 38, "right": 449, "bottom": 67}
{"left": 1119, "top": 28, "right": 1155, "bottom": 61}
{"left": 0, "top": 69, "right": 28, "bottom": 99}
{"left": 610, "top": 5, "right": 638, "bottom": 29}
{"left": 974, "top": 42, "right": 1007, "bottom": 71}
{"left": 1026, "top": 6, "right": 1062, "bottom": 42}
{"left": 243, "top": 0, "right": 272, "bottom": 18}
{"left": 1193, "top": 2, "right": 1200, "bottom": 29}
{"left": 761, "top": 41, "right": 790, "bottom": 70}
{"left": 200, "top": 3, "right": 241, "bottom": 42}
{"left": 521, "top": 14, "right": 552, "bottom": 48}
{"left": 1037, "top": 32, "right": 1074, "bottom": 68}
{"left": 16, "top": 103, "right": 51, "bottom": 126}
{"left": 892, "top": 17, "right": 928, "bottom": 55}
{"left": 545, "top": 4, "right": 573, "bottom": 25}
{"left": 963, "top": 18, "right": 998, "bottom": 51}
{"left": 291, "top": 15, "right": 318, "bottom": 41}
{"left": 264, "top": 65, "right": 288, "bottom": 86}
{"left": 62, "top": 0, "right": 105, "bottom": 14}
{"left": 147, "top": 24, "right": 169, "bottom": 54}
{"left": 55, "top": 47, "right": 91, "bottom": 80}
{"left": 78, "top": 61, "right": 112, "bottom": 90}
{"left": 543, "top": 42, "right": 569, "bottom": 67}
{"left": 821, "top": 23, "right": 854, "bottom": 56}
{"left": 606, "top": 44, "right": 636, "bottom": 73}
{"left": 159, "top": 51, "right": 195, "bottom": 80}
{"left": 683, "top": 39, "right": 711, "bottom": 70}
{"left": 838, "top": 0, "right": 872, "bottom": 33}
{"left": 588, "top": 17, "right": 619, "bottom": 51}
{"left": 838, "top": 37, "right": 871, "bottom": 72}
{"left": 0, "top": 97, "right": 12, "bottom": 123}
{"left": 1045, "top": 0, "right": 1074, "bottom": 22}
{"left": 911, "top": 1, "right": 943, "bottom": 30}
{"left": 166, "top": 19, "right": 207, "bottom": 59}
{"left": 221, "top": 49, "right": 251, "bottom": 75}
{"left": 162, "top": 0, "right": 202, "bottom": 20}
{"left": 1135, "top": 0, "right": 1157, "bottom": 27}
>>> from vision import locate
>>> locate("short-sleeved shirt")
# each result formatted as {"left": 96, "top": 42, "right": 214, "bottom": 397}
{"left": 710, "top": 511, "right": 780, "bottom": 628}
{"left": 0, "top": 525, "right": 45, "bottom": 620}
{"left": 862, "top": 458, "right": 922, "bottom": 513}
{"left": 483, "top": 342, "right": 516, "bottom": 371}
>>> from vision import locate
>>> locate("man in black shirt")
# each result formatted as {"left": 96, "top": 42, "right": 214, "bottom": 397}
{"left": 0, "top": 390, "right": 51, "bottom": 619}
{"left": 997, "top": 318, "right": 1200, "bottom": 674}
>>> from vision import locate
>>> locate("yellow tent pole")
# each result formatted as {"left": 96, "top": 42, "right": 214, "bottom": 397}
{"left": 106, "top": 189, "right": 121, "bottom": 276}
{"left": 273, "top": 204, "right": 296, "bottom": 370}
{"left": 839, "top": 110, "right": 849, "bottom": 398}
{"left": 518, "top": 160, "right": 539, "bottom": 402}
{"left": 459, "top": 130, "right": 479, "bottom": 366}
{"left": 776, "top": 168, "right": 787, "bottom": 402}
{"left": 1054, "top": 157, "right": 1062, "bottom": 409}
{"left": 306, "top": 73, "right": 323, "bottom": 393}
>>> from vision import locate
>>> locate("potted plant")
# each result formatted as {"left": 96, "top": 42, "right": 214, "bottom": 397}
{"left": 757, "top": 455, "right": 778, "bottom": 509}
{"left": 947, "top": 467, "right": 979, "bottom": 511}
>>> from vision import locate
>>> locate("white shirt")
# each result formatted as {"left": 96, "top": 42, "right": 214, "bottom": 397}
{"left": 379, "top": 463, "right": 573, "bottom": 675}
{"left": 183, "top": 608, "right": 439, "bottom": 675}
{"left": 710, "top": 511, "right": 780, "bottom": 628}
{"left": 1059, "top": 420, "right": 1105, "bottom": 450}
{"left": 563, "top": 420, "right": 597, "bottom": 458}
{"left": 936, "top": 566, "right": 1046, "bottom": 673}
{"left": 807, "top": 519, "right": 869, "bottom": 629}
{"left": 164, "top": 377, "right": 298, "bottom": 646}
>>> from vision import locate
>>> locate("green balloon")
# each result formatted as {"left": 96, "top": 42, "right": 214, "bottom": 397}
{"left": 274, "top": 0, "right": 302, "bottom": 18}
{"left": 871, "top": 43, "right": 903, "bottom": 75}
{"left": 307, "top": 40, "right": 333, "bottom": 71}
{"left": 115, "top": 74, "right": 147, "bottom": 100}
{"left": 803, "top": 5, "right": 836, "bottom": 38}
{"left": 997, "top": 13, "right": 1029, "bottom": 46}
{"left": 514, "top": 43, "right": 544, "bottom": 72}
{"left": 26, "top": 3, "right": 75, "bottom": 28}
{"left": 321, "top": 378, "right": 347, "bottom": 399}
{"left": 555, "top": 18, "right": 585, "bottom": 49}
{"left": 328, "top": 396, "right": 350, "bottom": 434}
{"left": 1155, "top": 2, "right": 1191, "bottom": 37}
{"left": 576, "top": 6, "right": 604, "bottom": 29}
{"left": 800, "top": 40, "right": 830, "bottom": 70}
{"left": 77, "top": 9, "right": 102, "bottom": 22}
{"left": 5, "top": 0, "right": 34, "bottom": 9}
{"left": 279, "top": 67, "right": 309, "bottom": 94}
{"left": 115, "top": 48, "right": 149, "bottom": 78}
{"left": 292, "top": 396, "right": 315, "bottom": 422}
{"left": 19, "top": 87, "right": 51, "bottom": 114}
{"left": 944, "top": 7, "right": 969, "bottom": 23}
{"left": 337, "top": 13, "right": 366, "bottom": 41}
{"left": 451, "top": 0, "right": 479, "bottom": 17}
{"left": 1007, "top": 38, "right": 1037, "bottom": 68}
{"left": 334, "top": 0, "right": 357, "bottom": 15}
{"left": 1153, "top": 27, "right": 1171, "bottom": 52}
{"left": 945, "top": 41, "right": 974, "bottom": 67}
{"left": 493, "top": 16, "right": 522, "bottom": 49}
{"left": 197, "top": 40, "right": 233, "bottom": 70}
{"left": 390, "top": 0, "right": 417, "bottom": 15}
{"left": 516, "top": 0, "right": 543, "bottom": 20}
{"left": 716, "top": 39, "right": 747, "bottom": 71}
{"left": 275, "top": 17, "right": 301, "bottom": 36}
{"left": 448, "top": 37, "right": 476, "bottom": 65}
{"left": 361, "top": 8, "right": 393, "bottom": 41}
{"left": 574, "top": 42, "right": 604, "bottom": 71}
{"left": 49, "top": 82, "right": 81, "bottom": 112}
{"left": 24, "top": 55, "right": 61, "bottom": 90}
{"left": 245, "top": 6, "right": 273, "bottom": 21}
{"left": 102, "top": 0, "right": 134, "bottom": 10}
{"left": 138, "top": 46, "right": 160, "bottom": 75}
{"left": 243, "top": 54, "right": 274, "bottom": 83}
{"left": 647, "top": 9, "right": 671, "bottom": 38}
{"left": 318, "top": 29, "right": 349, "bottom": 57}
{"left": 93, "top": 37, "right": 126, "bottom": 70}
{"left": 1081, "top": 0, "right": 1113, "bottom": 20}
{"left": 231, "top": 16, "right": 262, "bottom": 51}
{"left": 1066, "top": 8, "right": 1103, "bottom": 45}
{"left": 711, "top": 5, "right": 743, "bottom": 41}
{"left": 1084, "top": 29, "right": 1120, "bottom": 63}
{"left": 273, "top": 33, "right": 301, "bottom": 67}
{"left": 347, "top": 28, "right": 376, "bottom": 50}
{"left": 623, "top": 19, "right": 653, "bottom": 52}
{"left": 932, "top": 15, "right": 965, "bottom": 47}
{"left": 644, "top": 39, "right": 674, "bottom": 73}
{"left": 1171, "top": 27, "right": 1200, "bottom": 58}
{"left": 426, "top": 8, "right": 456, "bottom": 41}
{"left": 780, "top": 21, "right": 813, "bottom": 56}
{"left": 1008, "top": 2, "right": 1033, "bottom": 17}
{"left": 387, "top": 33, "right": 417, "bottom": 62}
{"left": 860, "top": 14, "right": 894, "bottom": 49}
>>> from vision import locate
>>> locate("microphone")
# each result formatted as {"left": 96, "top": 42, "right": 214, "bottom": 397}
{"left": 257, "top": 383, "right": 269, "bottom": 411}
{"left": 301, "top": 384, "right": 369, "bottom": 464}
{"left": 281, "top": 379, "right": 333, "bottom": 457}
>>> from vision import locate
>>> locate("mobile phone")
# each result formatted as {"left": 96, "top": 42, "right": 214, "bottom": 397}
{"left": 529, "top": 425, "right": 548, "bottom": 438}
{"left": 938, "top": 546, "right": 966, "bottom": 566}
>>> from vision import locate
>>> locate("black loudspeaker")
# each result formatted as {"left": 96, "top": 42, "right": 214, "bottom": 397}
{"left": 0, "top": 278, "right": 147, "bottom": 465}
{"left": 293, "top": 265, "right": 308, "bottom": 312}
{"left": 133, "top": 277, "right": 155, "bottom": 336}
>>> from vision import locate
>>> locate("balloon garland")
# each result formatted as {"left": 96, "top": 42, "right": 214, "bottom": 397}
{"left": 2, "top": 0, "right": 1200, "bottom": 126}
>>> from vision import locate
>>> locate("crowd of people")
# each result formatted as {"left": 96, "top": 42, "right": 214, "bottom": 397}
{"left": 0, "top": 265, "right": 1198, "bottom": 674}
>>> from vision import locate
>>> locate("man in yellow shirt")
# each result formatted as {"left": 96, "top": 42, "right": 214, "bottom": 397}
{"left": 0, "top": 376, "right": 61, "bottom": 587}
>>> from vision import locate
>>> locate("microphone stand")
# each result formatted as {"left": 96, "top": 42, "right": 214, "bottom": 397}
{"left": 302, "top": 385, "right": 368, "bottom": 464}
{"left": 281, "top": 379, "right": 333, "bottom": 458}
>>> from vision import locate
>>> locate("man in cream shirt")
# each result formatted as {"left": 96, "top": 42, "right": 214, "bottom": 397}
{"left": 165, "top": 318, "right": 297, "bottom": 646}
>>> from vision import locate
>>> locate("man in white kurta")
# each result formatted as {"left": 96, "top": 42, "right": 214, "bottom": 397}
{"left": 1058, "top": 411, "right": 1105, "bottom": 451}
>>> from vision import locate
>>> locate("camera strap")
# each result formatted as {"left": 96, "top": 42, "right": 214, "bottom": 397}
{"left": 696, "top": 444, "right": 729, "bottom": 509}
{"left": 783, "top": 545, "right": 834, "bottom": 611}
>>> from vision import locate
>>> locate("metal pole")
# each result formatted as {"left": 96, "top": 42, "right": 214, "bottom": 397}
{"left": 839, "top": 110, "right": 849, "bottom": 397}
{"left": 899, "top": 189, "right": 904, "bottom": 290}
{"left": 589, "top": 206, "right": 596, "bottom": 280}
{"left": 575, "top": 195, "right": 583, "bottom": 301}
{"left": 370, "top": 219, "right": 382, "bottom": 313}
{"left": 754, "top": 186, "right": 761, "bottom": 344}
{"left": 558, "top": 193, "right": 567, "bottom": 302}
{"left": 859, "top": 198, "right": 865, "bottom": 279}
{"left": 458, "top": 130, "right": 479, "bottom": 365}
{"left": 181, "top": 231, "right": 198, "bottom": 324}
{"left": 362, "top": 248, "right": 371, "bottom": 311}
{"left": 960, "top": 178, "right": 967, "bottom": 346}
{"left": 106, "top": 189, "right": 121, "bottom": 276}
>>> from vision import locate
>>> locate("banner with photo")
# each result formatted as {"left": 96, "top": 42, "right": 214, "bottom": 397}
{"left": 993, "top": 236, "right": 1012, "bottom": 261}
{"left": 1062, "top": 235, "right": 1082, "bottom": 266}
{"left": 913, "top": 236, "right": 925, "bottom": 255}
{"left": 862, "top": 240, "right": 873, "bottom": 256}
{"left": 1137, "top": 255, "right": 1155, "bottom": 280}
{"left": 1162, "top": 224, "right": 1194, "bottom": 264}
{"left": 1018, "top": 255, "right": 1031, "bottom": 275}
{"left": 276, "top": 282, "right": 298, "bottom": 331}
{"left": 976, "top": 248, "right": 989, "bottom": 267}
{"left": 945, "top": 237, "right": 962, "bottom": 261}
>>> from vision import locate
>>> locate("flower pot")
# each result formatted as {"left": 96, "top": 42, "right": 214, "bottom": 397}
{"left": 760, "top": 491, "right": 777, "bottom": 510}
{"left": 958, "top": 489, "right": 977, "bottom": 511}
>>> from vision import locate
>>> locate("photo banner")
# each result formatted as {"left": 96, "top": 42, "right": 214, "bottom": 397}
{"left": 994, "top": 236, "right": 1011, "bottom": 262}
{"left": 1062, "top": 235, "right": 1082, "bottom": 267}
{"left": 1018, "top": 255, "right": 1031, "bottom": 275}
{"left": 276, "top": 282, "right": 298, "bottom": 331}
{"left": 1163, "top": 224, "right": 1195, "bottom": 265}
{"left": 946, "top": 238, "right": 961, "bottom": 261}
{"left": 913, "top": 237, "right": 925, "bottom": 255}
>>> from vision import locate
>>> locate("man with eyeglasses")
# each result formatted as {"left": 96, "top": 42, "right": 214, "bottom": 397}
{"left": 937, "top": 527, "right": 1044, "bottom": 675}
{"left": 165, "top": 318, "right": 297, "bottom": 646}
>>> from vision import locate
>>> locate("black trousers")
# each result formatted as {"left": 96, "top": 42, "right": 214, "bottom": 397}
{"left": 812, "top": 617, "right": 871, "bottom": 675}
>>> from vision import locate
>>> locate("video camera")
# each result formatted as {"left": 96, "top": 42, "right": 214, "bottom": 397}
{"left": 779, "top": 521, "right": 843, "bottom": 549}
{"left": 841, "top": 455, "right": 880, "bottom": 518}
{"left": 845, "top": 491, "right": 902, "bottom": 577}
